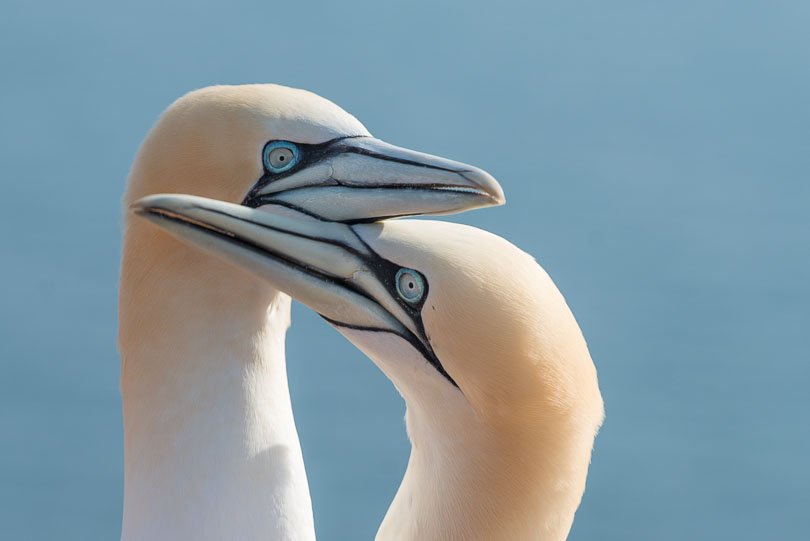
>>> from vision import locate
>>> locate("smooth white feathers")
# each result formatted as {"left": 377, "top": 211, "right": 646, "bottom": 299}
{"left": 118, "top": 83, "right": 504, "bottom": 540}
{"left": 123, "top": 84, "right": 369, "bottom": 207}
{"left": 119, "top": 84, "right": 367, "bottom": 540}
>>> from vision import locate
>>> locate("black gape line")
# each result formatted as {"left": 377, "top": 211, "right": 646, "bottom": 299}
{"left": 139, "top": 204, "right": 459, "bottom": 389}
{"left": 243, "top": 136, "right": 364, "bottom": 206}
{"left": 241, "top": 135, "right": 479, "bottom": 223}
{"left": 323, "top": 228, "right": 458, "bottom": 388}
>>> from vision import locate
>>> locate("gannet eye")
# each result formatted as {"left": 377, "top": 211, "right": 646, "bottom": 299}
{"left": 263, "top": 141, "right": 300, "bottom": 173}
{"left": 395, "top": 268, "right": 425, "bottom": 304}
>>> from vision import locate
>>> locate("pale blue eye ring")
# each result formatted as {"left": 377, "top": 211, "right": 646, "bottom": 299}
{"left": 396, "top": 268, "right": 425, "bottom": 303}
{"left": 263, "top": 141, "right": 300, "bottom": 173}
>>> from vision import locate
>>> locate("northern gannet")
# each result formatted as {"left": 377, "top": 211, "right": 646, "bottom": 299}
{"left": 131, "top": 195, "right": 604, "bottom": 541}
{"left": 118, "top": 84, "right": 503, "bottom": 540}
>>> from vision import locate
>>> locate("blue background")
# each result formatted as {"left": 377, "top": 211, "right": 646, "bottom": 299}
{"left": 2, "top": 1, "right": 808, "bottom": 539}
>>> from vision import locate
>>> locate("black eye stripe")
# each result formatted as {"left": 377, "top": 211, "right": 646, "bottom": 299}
{"left": 244, "top": 136, "right": 366, "bottom": 206}
{"left": 243, "top": 134, "right": 468, "bottom": 209}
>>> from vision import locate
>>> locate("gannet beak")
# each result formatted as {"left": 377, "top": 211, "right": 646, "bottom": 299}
{"left": 132, "top": 194, "right": 455, "bottom": 384}
{"left": 242, "top": 136, "right": 504, "bottom": 223}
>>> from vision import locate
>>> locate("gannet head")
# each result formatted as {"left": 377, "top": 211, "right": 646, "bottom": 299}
{"left": 130, "top": 195, "right": 603, "bottom": 432}
{"left": 124, "top": 84, "right": 504, "bottom": 221}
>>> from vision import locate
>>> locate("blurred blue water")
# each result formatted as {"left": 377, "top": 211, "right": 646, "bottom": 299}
{"left": 1, "top": 1, "right": 808, "bottom": 539}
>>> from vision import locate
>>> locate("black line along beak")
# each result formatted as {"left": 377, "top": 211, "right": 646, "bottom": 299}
{"left": 242, "top": 136, "right": 504, "bottom": 223}
{"left": 131, "top": 193, "right": 457, "bottom": 385}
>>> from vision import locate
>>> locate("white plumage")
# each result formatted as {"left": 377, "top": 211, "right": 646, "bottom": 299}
{"left": 118, "top": 85, "right": 502, "bottom": 540}
{"left": 132, "top": 195, "right": 604, "bottom": 540}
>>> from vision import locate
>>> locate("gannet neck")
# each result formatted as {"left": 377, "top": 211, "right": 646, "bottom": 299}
{"left": 118, "top": 227, "right": 315, "bottom": 541}
{"left": 384, "top": 406, "right": 593, "bottom": 541}
{"left": 349, "top": 333, "right": 595, "bottom": 541}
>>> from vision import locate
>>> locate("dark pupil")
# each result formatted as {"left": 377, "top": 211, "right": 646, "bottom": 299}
{"left": 278, "top": 155, "right": 285, "bottom": 161}
{"left": 408, "top": 282, "right": 414, "bottom": 289}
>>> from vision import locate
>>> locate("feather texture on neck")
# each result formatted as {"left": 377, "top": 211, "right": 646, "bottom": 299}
{"left": 118, "top": 225, "right": 315, "bottom": 541}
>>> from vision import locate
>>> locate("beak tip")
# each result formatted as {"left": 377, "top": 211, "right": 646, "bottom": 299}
{"left": 466, "top": 168, "right": 505, "bottom": 208}
{"left": 489, "top": 184, "right": 506, "bottom": 206}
